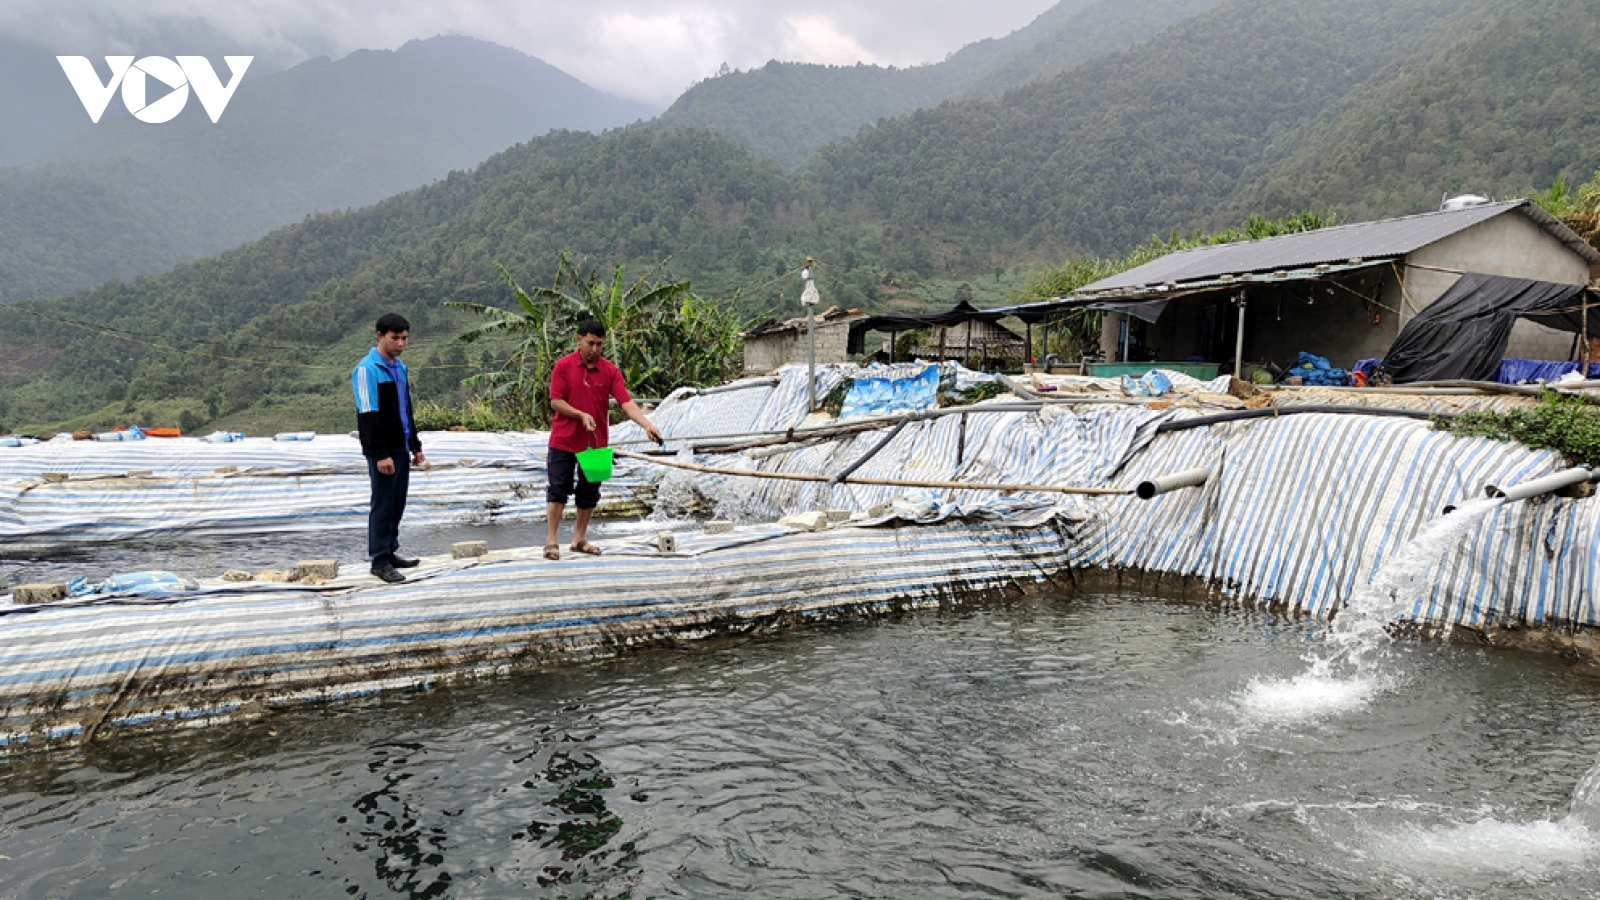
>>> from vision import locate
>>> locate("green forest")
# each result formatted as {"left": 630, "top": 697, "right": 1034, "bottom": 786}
{"left": 1, "top": 0, "right": 1597, "bottom": 436}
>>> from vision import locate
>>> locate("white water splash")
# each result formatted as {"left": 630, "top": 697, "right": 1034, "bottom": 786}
{"left": 1366, "top": 816, "right": 1598, "bottom": 883}
{"left": 1327, "top": 495, "right": 1506, "bottom": 667}
{"left": 1233, "top": 662, "right": 1389, "bottom": 725}
{"left": 648, "top": 447, "right": 706, "bottom": 521}
{"left": 1363, "top": 760, "right": 1600, "bottom": 883}
{"left": 1232, "top": 496, "right": 1505, "bottom": 722}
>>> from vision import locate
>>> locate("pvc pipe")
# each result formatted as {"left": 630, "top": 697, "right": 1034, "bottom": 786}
{"left": 1155, "top": 406, "right": 1440, "bottom": 433}
{"left": 1136, "top": 466, "right": 1211, "bottom": 500}
{"left": 1483, "top": 466, "right": 1597, "bottom": 502}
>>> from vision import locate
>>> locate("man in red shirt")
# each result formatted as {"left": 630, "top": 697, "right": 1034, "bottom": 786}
{"left": 545, "top": 320, "right": 663, "bottom": 559}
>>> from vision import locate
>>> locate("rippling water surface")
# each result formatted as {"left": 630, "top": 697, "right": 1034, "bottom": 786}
{"left": 5, "top": 579, "right": 1600, "bottom": 899}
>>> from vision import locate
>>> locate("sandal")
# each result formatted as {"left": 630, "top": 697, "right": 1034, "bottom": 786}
{"left": 570, "top": 540, "right": 602, "bottom": 556}
{"left": 543, "top": 544, "right": 560, "bottom": 561}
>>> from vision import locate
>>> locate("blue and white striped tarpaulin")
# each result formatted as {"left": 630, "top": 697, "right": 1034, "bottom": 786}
{"left": 0, "top": 431, "right": 651, "bottom": 549}
{"left": 5, "top": 361, "right": 1600, "bottom": 748}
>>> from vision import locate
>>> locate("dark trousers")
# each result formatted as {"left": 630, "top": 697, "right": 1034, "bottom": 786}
{"left": 367, "top": 453, "right": 410, "bottom": 566}
{"left": 546, "top": 448, "right": 601, "bottom": 510}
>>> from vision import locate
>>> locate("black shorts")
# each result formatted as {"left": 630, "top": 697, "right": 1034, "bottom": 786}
{"left": 546, "top": 447, "right": 601, "bottom": 509}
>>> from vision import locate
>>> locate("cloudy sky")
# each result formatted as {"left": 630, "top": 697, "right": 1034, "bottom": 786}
{"left": 1, "top": 0, "right": 1061, "bottom": 107}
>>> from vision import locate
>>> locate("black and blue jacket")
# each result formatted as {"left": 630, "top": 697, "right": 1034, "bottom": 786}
{"left": 352, "top": 348, "right": 421, "bottom": 460}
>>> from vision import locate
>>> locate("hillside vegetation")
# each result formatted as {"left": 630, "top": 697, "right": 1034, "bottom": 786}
{"left": 654, "top": 0, "right": 1222, "bottom": 168}
{"left": 806, "top": 0, "right": 1497, "bottom": 258}
{"left": 1232, "top": 0, "right": 1600, "bottom": 222}
{"left": 0, "top": 37, "right": 656, "bottom": 304}
{"left": 2, "top": 0, "right": 1596, "bottom": 435}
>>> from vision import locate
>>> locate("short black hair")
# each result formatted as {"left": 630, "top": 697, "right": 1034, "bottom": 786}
{"left": 375, "top": 313, "right": 411, "bottom": 335}
{"left": 577, "top": 319, "right": 606, "bottom": 339}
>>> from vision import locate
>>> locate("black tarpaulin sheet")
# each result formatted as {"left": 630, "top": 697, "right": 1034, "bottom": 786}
{"left": 1381, "top": 274, "right": 1596, "bottom": 383}
{"left": 857, "top": 300, "right": 1008, "bottom": 332}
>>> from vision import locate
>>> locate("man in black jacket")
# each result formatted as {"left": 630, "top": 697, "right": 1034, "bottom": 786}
{"left": 352, "top": 313, "right": 426, "bottom": 583}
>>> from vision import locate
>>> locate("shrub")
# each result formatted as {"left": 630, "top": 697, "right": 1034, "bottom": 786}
{"left": 1433, "top": 393, "right": 1600, "bottom": 465}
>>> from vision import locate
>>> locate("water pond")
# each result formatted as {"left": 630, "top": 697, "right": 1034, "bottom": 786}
{"left": 3, "top": 578, "right": 1600, "bottom": 899}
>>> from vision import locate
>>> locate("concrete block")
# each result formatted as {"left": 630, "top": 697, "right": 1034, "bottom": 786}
{"left": 40, "top": 472, "right": 68, "bottom": 483}
{"left": 254, "top": 569, "right": 291, "bottom": 583}
{"left": 656, "top": 532, "right": 678, "bottom": 553}
{"left": 867, "top": 502, "right": 894, "bottom": 518}
{"left": 214, "top": 466, "right": 238, "bottom": 475}
{"left": 826, "top": 508, "right": 851, "bottom": 522}
{"left": 13, "top": 583, "right": 67, "bottom": 604}
{"left": 221, "top": 570, "right": 253, "bottom": 582}
{"left": 452, "top": 540, "right": 489, "bottom": 559}
{"left": 779, "top": 511, "right": 829, "bottom": 532}
{"left": 294, "top": 560, "right": 339, "bottom": 581}
{"left": 704, "top": 520, "right": 734, "bottom": 534}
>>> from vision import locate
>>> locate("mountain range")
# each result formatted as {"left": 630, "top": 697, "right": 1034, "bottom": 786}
{"left": 1, "top": 0, "right": 1598, "bottom": 435}
{"left": 0, "top": 35, "right": 656, "bottom": 304}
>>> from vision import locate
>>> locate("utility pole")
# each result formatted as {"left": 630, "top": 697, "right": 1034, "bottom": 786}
{"left": 801, "top": 258, "right": 820, "bottom": 411}
{"left": 1233, "top": 290, "right": 1247, "bottom": 379}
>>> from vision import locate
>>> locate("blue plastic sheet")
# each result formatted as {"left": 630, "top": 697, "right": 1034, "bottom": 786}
{"left": 67, "top": 571, "right": 197, "bottom": 598}
{"left": 1120, "top": 371, "right": 1173, "bottom": 397}
{"left": 1286, "top": 351, "right": 1348, "bottom": 386}
{"left": 1492, "top": 357, "right": 1600, "bottom": 384}
{"left": 840, "top": 364, "right": 941, "bottom": 418}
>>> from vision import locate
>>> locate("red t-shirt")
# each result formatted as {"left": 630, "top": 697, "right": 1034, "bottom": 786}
{"left": 548, "top": 351, "right": 632, "bottom": 453}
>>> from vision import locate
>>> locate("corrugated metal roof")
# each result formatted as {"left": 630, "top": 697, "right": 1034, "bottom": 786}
{"left": 1081, "top": 200, "right": 1600, "bottom": 295}
{"left": 987, "top": 260, "right": 1385, "bottom": 318}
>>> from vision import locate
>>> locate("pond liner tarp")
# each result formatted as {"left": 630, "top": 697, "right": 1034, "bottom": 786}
{"left": 9, "top": 363, "right": 1600, "bottom": 746}
{"left": 1380, "top": 273, "right": 1597, "bottom": 383}
{"left": 0, "top": 431, "right": 657, "bottom": 551}
{"left": 3, "top": 403, "right": 1598, "bottom": 749}
{"left": 0, "top": 518, "right": 1077, "bottom": 747}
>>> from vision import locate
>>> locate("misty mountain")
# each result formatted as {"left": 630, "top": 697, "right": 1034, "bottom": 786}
{"left": 653, "top": 0, "right": 1224, "bottom": 168}
{"left": 0, "top": 35, "right": 657, "bottom": 304}
{"left": 0, "top": 18, "right": 292, "bottom": 167}
{"left": 1230, "top": 0, "right": 1600, "bottom": 224}
{"left": 806, "top": 0, "right": 1500, "bottom": 257}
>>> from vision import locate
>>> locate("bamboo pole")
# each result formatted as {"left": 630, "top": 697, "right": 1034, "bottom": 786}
{"left": 614, "top": 449, "right": 1131, "bottom": 496}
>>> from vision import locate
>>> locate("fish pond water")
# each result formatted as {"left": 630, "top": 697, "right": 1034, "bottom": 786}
{"left": 4, "top": 573, "right": 1600, "bottom": 899}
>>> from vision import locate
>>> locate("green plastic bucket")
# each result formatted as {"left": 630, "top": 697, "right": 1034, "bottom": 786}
{"left": 575, "top": 447, "right": 614, "bottom": 482}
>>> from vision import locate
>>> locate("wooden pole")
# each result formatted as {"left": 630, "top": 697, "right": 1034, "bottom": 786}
{"left": 614, "top": 449, "right": 1131, "bottom": 496}
{"left": 1583, "top": 292, "right": 1591, "bottom": 376}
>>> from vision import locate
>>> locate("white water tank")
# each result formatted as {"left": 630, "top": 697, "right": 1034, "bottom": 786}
{"left": 1440, "top": 194, "right": 1491, "bottom": 211}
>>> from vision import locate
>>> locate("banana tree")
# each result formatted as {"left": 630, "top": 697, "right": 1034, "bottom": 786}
{"left": 450, "top": 252, "right": 745, "bottom": 428}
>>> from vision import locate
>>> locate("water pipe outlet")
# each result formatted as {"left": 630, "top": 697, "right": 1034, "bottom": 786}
{"left": 1483, "top": 466, "right": 1599, "bottom": 504}
{"left": 1136, "top": 466, "right": 1212, "bottom": 500}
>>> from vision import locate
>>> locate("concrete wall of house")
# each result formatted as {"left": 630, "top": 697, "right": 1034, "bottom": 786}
{"left": 1242, "top": 279, "right": 1399, "bottom": 368}
{"left": 1404, "top": 212, "right": 1592, "bottom": 362}
{"left": 743, "top": 324, "right": 854, "bottom": 373}
{"left": 1139, "top": 278, "right": 1400, "bottom": 371}
{"left": 1100, "top": 314, "right": 1122, "bottom": 360}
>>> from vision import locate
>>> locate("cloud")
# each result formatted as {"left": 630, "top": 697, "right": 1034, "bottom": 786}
{"left": 0, "top": 0, "right": 1058, "bottom": 106}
